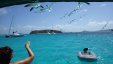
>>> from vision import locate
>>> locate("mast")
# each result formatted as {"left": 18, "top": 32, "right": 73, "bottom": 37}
{"left": 8, "top": 15, "right": 14, "bottom": 35}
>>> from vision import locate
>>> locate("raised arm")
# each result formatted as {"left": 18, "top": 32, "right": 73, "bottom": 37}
{"left": 14, "top": 41, "right": 34, "bottom": 64}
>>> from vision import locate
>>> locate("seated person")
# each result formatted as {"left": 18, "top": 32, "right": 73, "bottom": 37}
{"left": 13, "top": 31, "right": 20, "bottom": 35}
{"left": 83, "top": 48, "right": 91, "bottom": 55}
{"left": 0, "top": 41, "right": 34, "bottom": 64}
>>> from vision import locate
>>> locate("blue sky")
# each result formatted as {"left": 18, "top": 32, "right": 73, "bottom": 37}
{"left": 0, "top": 2, "right": 113, "bottom": 34}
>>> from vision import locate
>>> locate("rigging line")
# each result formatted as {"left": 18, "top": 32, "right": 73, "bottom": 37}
{"left": 68, "top": 19, "right": 77, "bottom": 24}
{"left": 60, "top": 12, "right": 68, "bottom": 19}
{"left": 8, "top": 15, "right": 14, "bottom": 34}
{"left": 102, "top": 21, "right": 109, "bottom": 30}
{"left": 68, "top": 2, "right": 83, "bottom": 17}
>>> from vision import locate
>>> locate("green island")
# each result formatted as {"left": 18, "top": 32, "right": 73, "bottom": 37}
{"left": 30, "top": 30, "right": 62, "bottom": 34}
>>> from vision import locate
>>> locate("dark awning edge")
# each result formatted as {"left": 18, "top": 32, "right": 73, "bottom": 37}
{"left": 0, "top": 0, "right": 113, "bottom": 8}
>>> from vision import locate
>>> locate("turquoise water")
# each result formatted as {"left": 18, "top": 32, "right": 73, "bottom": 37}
{"left": 0, "top": 32, "right": 113, "bottom": 64}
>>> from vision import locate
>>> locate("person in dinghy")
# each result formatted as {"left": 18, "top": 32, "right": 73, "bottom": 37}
{"left": 77, "top": 48, "right": 97, "bottom": 62}
{"left": 83, "top": 48, "right": 91, "bottom": 55}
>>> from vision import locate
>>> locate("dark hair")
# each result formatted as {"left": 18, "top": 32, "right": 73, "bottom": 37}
{"left": 0, "top": 46, "right": 13, "bottom": 64}
{"left": 83, "top": 48, "right": 88, "bottom": 52}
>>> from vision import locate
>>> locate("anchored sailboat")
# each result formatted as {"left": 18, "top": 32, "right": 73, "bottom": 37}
{"left": 5, "top": 16, "right": 24, "bottom": 38}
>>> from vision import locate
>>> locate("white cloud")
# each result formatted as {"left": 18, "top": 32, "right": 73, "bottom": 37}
{"left": 85, "top": 21, "right": 105, "bottom": 31}
{"left": 85, "top": 20, "right": 113, "bottom": 31}
{"left": 16, "top": 25, "right": 39, "bottom": 34}
{"left": 87, "top": 21, "right": 106, "bottom": 26}
{"left": 52, "top": 20, "right": 113, "bottom": 32}
{"left": 18, "top": 21, "right": 113, "bottom": 33}
{"left": 0, "top": 8, "right": 7, "bottom": 15}
{"left": 0, "top": 20, "right": 113, "bottom": 34}
{"left": 15, "top": 25, "right": 55, "bottom": 34}
{"left": 100, "top": 3, "right": 107, "bottom": 7}
{"left": 50, "top": 23, "right": 85, "bottom": 32}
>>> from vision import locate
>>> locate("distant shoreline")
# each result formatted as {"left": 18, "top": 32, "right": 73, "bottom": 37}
{"left": 0, "top": 29, "right": 112, "bottom": 35}
{"left": 30, "top": 29, "right": 113, "bottom": 34}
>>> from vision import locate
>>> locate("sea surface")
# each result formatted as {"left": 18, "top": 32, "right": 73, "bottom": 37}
{"left": 0, "top": 32, "right": 113, "bottom": 64}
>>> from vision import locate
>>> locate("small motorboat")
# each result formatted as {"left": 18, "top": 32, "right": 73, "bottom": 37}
{"left": 77, "top": 51, "right": 97, "bottom": 62}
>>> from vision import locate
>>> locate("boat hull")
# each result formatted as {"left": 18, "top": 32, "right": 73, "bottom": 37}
{"left": 77, "top": 52, "right": 97, "bottom": 62}
{"left": 5, "top": 34, "right": 24, "bottom": 38}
